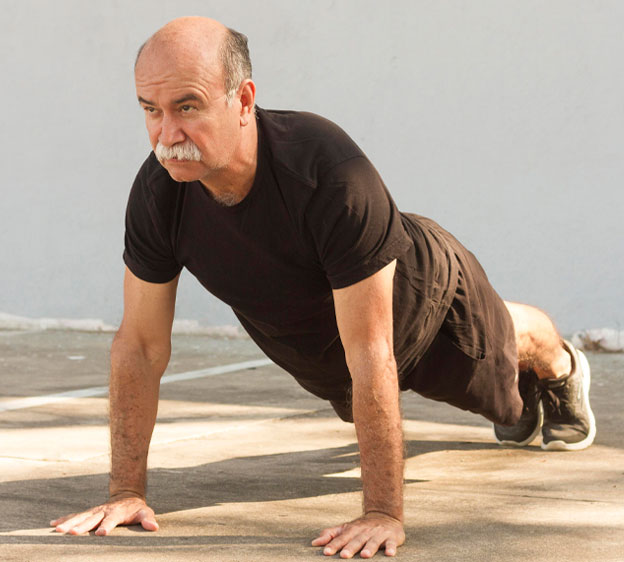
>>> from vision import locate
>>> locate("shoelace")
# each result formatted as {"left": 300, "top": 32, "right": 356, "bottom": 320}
{"left": 542, "top": 373, "right": 582, "bottom": 417}
{"left": 520, "top": 376, "right": 543, "bottom": 414}
{"left": 542, "top": 387, "right": 562, "bottom": 416}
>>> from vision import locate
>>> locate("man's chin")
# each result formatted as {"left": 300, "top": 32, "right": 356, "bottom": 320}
{"left": 162, "top": 160, "right": 202, "bottom": 182}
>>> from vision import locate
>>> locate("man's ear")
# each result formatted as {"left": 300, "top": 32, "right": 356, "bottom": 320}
{"left": 238, "top": 79, "right": 256, "bottom": 126}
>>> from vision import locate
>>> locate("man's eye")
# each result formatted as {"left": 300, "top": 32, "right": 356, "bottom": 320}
{"left": 143, "top": 106, "right": 156, "bottom": 113}
{"left": 180, "top": 105, "right": 194, "bottom": 112}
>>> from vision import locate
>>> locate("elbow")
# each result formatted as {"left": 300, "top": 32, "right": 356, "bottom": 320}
{"left": 344, "top": 339, "right": 397, "bottom": 383}
{"left": 111, "top": 327, "right": 171, "bottom": 377}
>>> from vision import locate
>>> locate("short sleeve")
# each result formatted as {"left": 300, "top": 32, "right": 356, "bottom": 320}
{"left": 123, "top": 161, "right": 183, "bottom": 283}
{"left": 305, "top": 156, "right": 412, "bottom": 289}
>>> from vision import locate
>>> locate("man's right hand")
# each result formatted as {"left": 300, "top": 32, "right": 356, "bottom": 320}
{"left": 50, "top": 496, "right": 158, "bottom": 536}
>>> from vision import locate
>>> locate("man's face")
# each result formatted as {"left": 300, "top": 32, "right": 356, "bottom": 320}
{"left": 135, "top": 48, "right": 242, "bottom": 185}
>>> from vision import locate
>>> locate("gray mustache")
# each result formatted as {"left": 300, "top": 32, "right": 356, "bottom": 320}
{"left": 155, "top": 140, "right": 202, "bottom": 161}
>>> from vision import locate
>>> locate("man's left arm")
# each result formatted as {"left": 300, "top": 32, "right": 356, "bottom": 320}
{"left": 312, "top": 259, "right": 406, "bottom": 559}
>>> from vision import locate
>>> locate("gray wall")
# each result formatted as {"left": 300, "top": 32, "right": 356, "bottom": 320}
{"left": 1, "top": 0, "right": 622, "bottom": 333}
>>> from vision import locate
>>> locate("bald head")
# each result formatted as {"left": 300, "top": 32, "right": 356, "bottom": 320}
{"left": 135, "top": 17, "right": 252, "bottom": 101}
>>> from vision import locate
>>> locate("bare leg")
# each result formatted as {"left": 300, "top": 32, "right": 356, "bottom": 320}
{"left": 504, "top": 301, "right": 571, "bottom": 380}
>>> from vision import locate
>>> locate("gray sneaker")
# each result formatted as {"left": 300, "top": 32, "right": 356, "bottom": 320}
{"left": 494, "top": 370, "right": 543, "bottom": 447}
{"left": 540, "top": 340, "right": 596, "bottom": 451}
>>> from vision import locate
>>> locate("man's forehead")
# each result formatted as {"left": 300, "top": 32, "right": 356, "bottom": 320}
{"left": 135, "top": 53, "right": 224, "bottom": 97}
{"left": 137, "top": 46, "right": 219, "bottom": 77}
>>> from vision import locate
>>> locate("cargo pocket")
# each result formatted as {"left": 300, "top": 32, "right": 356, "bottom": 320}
{"left": 439, "top": 261, "right": 488, "bottom": 361}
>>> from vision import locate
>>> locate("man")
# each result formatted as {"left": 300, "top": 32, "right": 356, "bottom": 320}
{"left": 50, "top": 17, "right": 595, "bottom": 559}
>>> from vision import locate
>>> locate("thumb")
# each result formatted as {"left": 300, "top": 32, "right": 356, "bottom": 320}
{"left": 137, "top": 509, "right": 159, "bottom": 531}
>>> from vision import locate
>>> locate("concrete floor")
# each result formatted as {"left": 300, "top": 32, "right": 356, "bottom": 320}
{"left": 1, "top": 330, "right": 623, "bottom": 561}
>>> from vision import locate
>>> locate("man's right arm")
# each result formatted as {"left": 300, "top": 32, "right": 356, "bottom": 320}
{"left": 51, "top": 267, "right": 179, "bottom": 535}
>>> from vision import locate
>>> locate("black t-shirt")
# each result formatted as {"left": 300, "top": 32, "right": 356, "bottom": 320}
{"left": 124, "top": 108, "right": 458, "bottom": 401}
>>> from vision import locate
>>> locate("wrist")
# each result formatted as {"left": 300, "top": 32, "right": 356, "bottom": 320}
{"left": 363, "top": 510, "right": 403, "bottom": 524}
{"left": 109, "top": 489, "right": 146, "bottom": 502}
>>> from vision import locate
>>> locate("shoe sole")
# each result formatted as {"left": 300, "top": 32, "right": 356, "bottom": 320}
{"left": 494, "top": 401, "right": 543, "bottom": 447}
{"left": 541, "top": 349, "right": 597, "bottom": 451}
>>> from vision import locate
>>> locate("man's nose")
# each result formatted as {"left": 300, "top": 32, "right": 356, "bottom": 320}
{"left": 159, "top": 115, "right": 185, "bottom": 146}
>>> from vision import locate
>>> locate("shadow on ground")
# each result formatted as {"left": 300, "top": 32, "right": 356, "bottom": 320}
{"left": 0, "top": 439, "right": 510, "bottom": 537}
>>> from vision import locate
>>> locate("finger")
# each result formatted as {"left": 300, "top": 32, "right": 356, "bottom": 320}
{"left": 384, "top": 539, "right": 398, "bottom": 556}
{"left": 338, "top": 534, "right": 368, "bottom": 559}
{"left": 54, "top": 511, "right": 97, "bottom": 533}
{"left": 311, "top": 525, "right": 343, "bottom": 546}
{"left": 94, "top": 512, "right": 125, "bottom": 537}
{"left": 322, "top": 528, "right": 358, "bottom": 557}
{"left": 68, "top": 511, "right": 106, "bottom": 535}
{"left": 137, "top": 509, "right": 159, "bottom": 532}
{"left": 360, "top": 535, "right": 384, "bottom": 559}
{"left": 125, "top": 505, "right": 159, "bottom": 530}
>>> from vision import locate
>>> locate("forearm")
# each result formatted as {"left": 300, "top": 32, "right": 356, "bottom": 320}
{"left": 108, "top": 332, "right": 169, "bottom": 499}
{"left": 351, "top": 353, "right": 404, "bottom": 522}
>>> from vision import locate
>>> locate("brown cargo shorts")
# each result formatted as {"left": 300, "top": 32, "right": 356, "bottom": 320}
{"left": 399, "top": 228, "right": 523, "bottom": 426}
{"left": 330, "top": 221, "right": 523, "bottom": 427}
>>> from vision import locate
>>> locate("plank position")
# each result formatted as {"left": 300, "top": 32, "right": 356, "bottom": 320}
{"left": 51, "top": 17, "right": 596, "bottom": 559}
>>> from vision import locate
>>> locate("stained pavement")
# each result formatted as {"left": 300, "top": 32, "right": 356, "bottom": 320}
{"left": 1, "top": 330, "right": 623, "bottom": 561}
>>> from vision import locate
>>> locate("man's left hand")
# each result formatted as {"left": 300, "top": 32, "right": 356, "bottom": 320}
{"left": 311, "top": 512, "right": 405, "bottom": 558}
